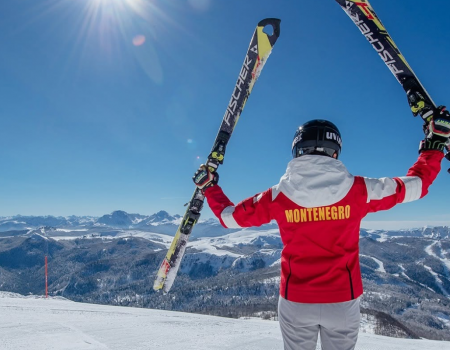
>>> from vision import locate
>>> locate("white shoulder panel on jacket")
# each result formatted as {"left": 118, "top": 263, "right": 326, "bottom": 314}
{"left": 272, "top": 155, "right": 355, "bottom": 207}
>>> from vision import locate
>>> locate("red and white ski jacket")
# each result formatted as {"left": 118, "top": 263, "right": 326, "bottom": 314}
{"left": 204, "top": 150, "right": 443, "bottom": 303}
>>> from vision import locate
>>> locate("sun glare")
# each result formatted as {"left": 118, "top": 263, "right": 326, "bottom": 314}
{"left": 78, "top": 0, "right": 155, "bottom": 52}
{"left": 86, "top": 0, "right": 157, "bottom": 22}
{"left": 25, "top": 0, "right": 193, "bottom": 84}
{"left": 74, "top": 0, "right": 175, "bottom": 83}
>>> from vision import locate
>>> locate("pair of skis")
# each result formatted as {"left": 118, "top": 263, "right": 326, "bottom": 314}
{"left": 154, "top": 1, "right": 448, "bottom": 293}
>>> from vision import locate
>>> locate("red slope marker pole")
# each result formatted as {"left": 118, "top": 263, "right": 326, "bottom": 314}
{"left": 45, "top": 256, "right": 48, "bottom": 299}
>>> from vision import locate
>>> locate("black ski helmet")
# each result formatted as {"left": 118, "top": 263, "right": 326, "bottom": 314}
{"left": 292, "top": 119, "right": 342, "bottom": 159}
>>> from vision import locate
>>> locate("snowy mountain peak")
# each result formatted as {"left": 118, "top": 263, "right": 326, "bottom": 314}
{"left": 110, "top": 210, "right": 128, "bottom": 216}
{"left": 97, "top": 210, "right": 134, "bottom": 228}
{"left": 148, "top": 210, "right": 179, "bottom": 222}
{"left": 94, "top": 210, "right": 181, "bottom": 229}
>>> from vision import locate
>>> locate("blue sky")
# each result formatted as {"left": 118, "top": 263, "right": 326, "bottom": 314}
{"left": 1, "top": 0, "right": 449, "bottom": 229}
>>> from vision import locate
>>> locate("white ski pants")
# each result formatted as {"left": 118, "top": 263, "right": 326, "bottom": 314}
{"left": 278, "top": 296, "right": 360, "bottom": 350}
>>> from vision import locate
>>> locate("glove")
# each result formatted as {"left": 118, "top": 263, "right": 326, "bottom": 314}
{"left": 420, "top": 106, "right": 450, "bottom": 153}
{"left": 193, "top": 165, "right": 219, "bottom": 191}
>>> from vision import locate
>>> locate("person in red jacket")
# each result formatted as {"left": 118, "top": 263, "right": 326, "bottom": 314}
{"left": 193, "top": 108, "right": 450, "bottom": 350}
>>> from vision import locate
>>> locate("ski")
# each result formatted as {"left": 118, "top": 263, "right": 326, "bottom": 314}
{"left": 334, "top": 0, "right": 450, "bottom": 168}
{"left": 153, "top": 18, "right": 281, "bottom": 293}
{"left": 334, "top": 0, "right": 436, "bottom": 119}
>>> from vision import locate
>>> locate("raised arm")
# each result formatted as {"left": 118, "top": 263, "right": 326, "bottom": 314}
{"left": 364, "top": 107, "right": 450, "bottom": 214}
{"left": 193, "top": 165, "right": 272, "bottom": 228}
{"left": 363, "top": 150, "right": 443, "bottom": 214}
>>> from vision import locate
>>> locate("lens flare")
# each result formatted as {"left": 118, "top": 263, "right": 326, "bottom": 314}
{"left": 132, "top": 35, "right": 146, "bottom": 46}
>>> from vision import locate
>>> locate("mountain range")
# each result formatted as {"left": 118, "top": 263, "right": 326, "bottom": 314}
{"left": 0, "top": 210, "right": 242, "bottom": 238}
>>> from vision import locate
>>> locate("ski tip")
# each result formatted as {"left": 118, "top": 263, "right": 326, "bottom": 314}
{"left": 257, "top": 18, "right": 281, "bottom": 39}
{"left": 153, "top": 276, "right": 165, "bottom": 291}
{"left": 162, "top": 284, "right": 172, "bottom": 294}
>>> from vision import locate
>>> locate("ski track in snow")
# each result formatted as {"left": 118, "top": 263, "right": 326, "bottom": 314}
{"left": 423, "top": 265, "right": 449, "bottom": 297}
{"left": 398, "top": 264, "right": 436, "bottom": 293}
{"left": 425, "top": 241, "right": 450, "bottom": 271}
{"left": 1, "top": 293, "right": 450, "bottom": 350}
{"left": 423, "top": 242, "right": 450, "bottom": 295}
{"left": 360, "top": 254, "right": 386, "bottom": 273}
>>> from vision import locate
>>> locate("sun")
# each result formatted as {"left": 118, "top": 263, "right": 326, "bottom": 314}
{"left": 76, "top": 0, "right": 175, "bottom": 83}
{"left": 28, "top": 0, "right": 186, "bottom": 83}
{"left": 75, "top": 0, "right": 155, "bottom": 52}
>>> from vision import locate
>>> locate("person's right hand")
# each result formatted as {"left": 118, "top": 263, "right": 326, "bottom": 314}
{"left": 193, "top": 165, "right": 219, "bottom": 190}
{"left": 420, "top": 106, "right": 450, "bottom": 152}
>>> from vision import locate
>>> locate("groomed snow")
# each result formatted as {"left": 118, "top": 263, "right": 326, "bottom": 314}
{"left": 360, "top": 254, "right": 386, "bottom": 273}
{"left": 1, "top": 293, "right": 450, "bottom": 350}
{"left": 425, "top": 241, "right": 450, "bottom": 271}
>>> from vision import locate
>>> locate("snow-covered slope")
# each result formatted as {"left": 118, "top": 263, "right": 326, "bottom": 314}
{"left": 1, "top": 292, "right": 449, "bottom": 350}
